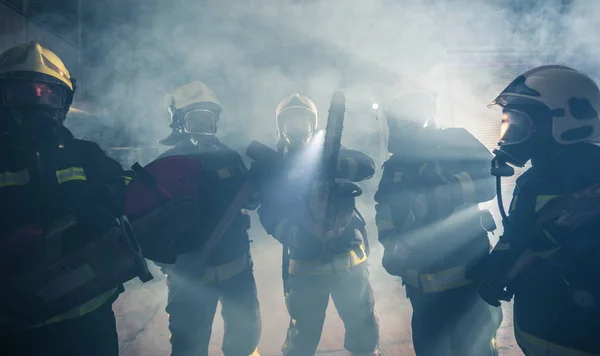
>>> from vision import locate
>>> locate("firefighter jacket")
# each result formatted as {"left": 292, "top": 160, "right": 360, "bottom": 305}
{"left": 0, "top": 129, "right": 127, "bottom": 328}
{"left": 257, "top": 138, "right": 375, "bottom": 274}
{"left": 374, "top": 127, "right": 496, "bottom": 292}
{"left": 487, "top": 143, "right": 600, "bottom": 355}
{"left": 158, "top": 138, "right": 258, "bottom": 267}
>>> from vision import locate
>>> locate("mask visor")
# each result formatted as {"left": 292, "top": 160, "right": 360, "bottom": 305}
{"left": 499, "top": 109, "right": 533, "bottom": 146}
{"left": 183, "top": 109, "right": 217, "bottom": 135}
{"left": 280, "top": 114, "right": 313, "bottom": 143}
{"left": 2, "top": 81, "right": 66, "bottom": 109}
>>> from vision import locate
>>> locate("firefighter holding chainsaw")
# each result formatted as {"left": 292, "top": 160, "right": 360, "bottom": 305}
{"left": 157, "top": 81, "right": 261, "bottom": 356}
{"left": 374, "top": 92, "right": 502, "bottom": 355}
{"left": 475, "top": 65, "right": 600, "bottom": 355}
{"left": 250, "top": 93, "right": 382, "bottom": 356}
{"left": 0, "top": 42, "right": 152, "bottom": 355}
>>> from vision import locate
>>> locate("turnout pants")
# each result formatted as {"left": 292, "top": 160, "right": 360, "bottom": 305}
{"left": 407, "top": 284, "right": 502, "bottom": 356}
{"left": 0, "top": 301, "right": 119, "bottom": 356}
{"left": 166, "top": 265, "right": 261, "bottom": 356}
{"left": 282, "top": 263, "right": 380, "bottom": 356}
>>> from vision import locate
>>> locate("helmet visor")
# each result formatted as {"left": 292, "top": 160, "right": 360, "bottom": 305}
{"left": 499, "top": 109, "right": 534, "bottom": 146}
{"left": 1, "top": 81, "right": 66, "bottom": 109}
{"left": 280, "top": 114, "right": 313, "bottom": 142}
{"left": 183, "top": 109, "right": 217, "bottom": 135}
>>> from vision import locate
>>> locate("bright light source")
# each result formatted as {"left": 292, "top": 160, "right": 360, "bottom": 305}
{"left": 292, "top": 130, "right": 324, "bottom": 174}
{"left": 372, "top": 103, "right": 379, "bottom": 110}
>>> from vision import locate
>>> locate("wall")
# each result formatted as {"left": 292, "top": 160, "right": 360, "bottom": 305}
{"left": 442, "top": 49, "right": 534, "bottom": 235}
{"left": 0, "top": 3, "right": 26, "bottom": 52}
{"left": 0, "top": 1, "right": 82, "bottom": 102}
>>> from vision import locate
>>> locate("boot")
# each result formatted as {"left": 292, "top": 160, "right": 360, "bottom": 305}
{"left": 491, "top": 337, "right": 499, "bottom": 356}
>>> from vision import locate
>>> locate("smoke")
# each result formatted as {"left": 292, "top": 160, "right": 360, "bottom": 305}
{"left": 79, "top": 0, "right": 600, "bottom": 155}
{"left": 76, "top": 0, "right": 600, "bottom": 354}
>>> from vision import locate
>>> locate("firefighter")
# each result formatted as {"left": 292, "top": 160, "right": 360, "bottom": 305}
{"left": 157, "top": 81, "right": 261, "bottom": 356}
{"left": 374, "top": 92, "right": 502, "bottom": 355}
{"left": 476, "top": 65, "right": 600, "bottom": 355}
{"left": 253, "top": 93, "right": 382, "bottom": 356}
{"left": 0, "top": 42, "right": 142, "bottom": 356}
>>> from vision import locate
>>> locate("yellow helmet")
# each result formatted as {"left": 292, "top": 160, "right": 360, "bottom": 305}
{"left": 0, "top": 42, "right": 74, "bottom": 90}
{"left": 275, "top": 93, "right": 318, "bottom": 143}
{"left": 0, "top": 43, "right": 76, "bottom": 133}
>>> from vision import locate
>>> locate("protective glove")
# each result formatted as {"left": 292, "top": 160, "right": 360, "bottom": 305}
{"left": 465, "top": 241, "right": 513, "bottom": 281}
{"left": 479, "top": 279, "right": 513, "bottom": 307}
{"left": 471, "top": 242, "right": 522, "bottom": 307}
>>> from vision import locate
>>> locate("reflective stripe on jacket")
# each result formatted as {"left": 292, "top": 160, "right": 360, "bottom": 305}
{"left": 56, "top": 167, "right": 86, "bottom": 184}
{"left": 401, "top": 264, "right": 474, "bottom": 293}
{"left": 515, "top": 322, "right": 599, "bottom": 356}
{"left": 0, "top": 288, "right": 119, "bottom": 331}
{"left": 165, "top": 253, "right": 252, "bottom": 284}
{"left": 28, "top": 288, "right": 118, "bottom": 329}
{"left": 199, "top": 253, "right": 251, "bottom": 284}
{"left": 288, "top": 245, "right": 367, "bottom": 275}
{"left": 1, "top": 166, "right": 88, "bottom": 187}
{"left": 0, "top": 170, "right": 30, "bottom": 187}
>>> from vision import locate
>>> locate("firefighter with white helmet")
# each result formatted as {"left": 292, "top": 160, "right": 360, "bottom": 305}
{"left": 375, "top": 91, "right": 502, "bottom": 355}
{"left": 155, "top": 81, "right": 261, "bottom": 356}
{"left": 476, "top": 65, "right": 600, "bottom": 355}
{"left": 0, "top": 42, "right": 151, "bottom": 355}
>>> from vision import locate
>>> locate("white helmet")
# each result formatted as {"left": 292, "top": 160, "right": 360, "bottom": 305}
{"left": 490, "top": 65, "right": 600, "bottom": 146}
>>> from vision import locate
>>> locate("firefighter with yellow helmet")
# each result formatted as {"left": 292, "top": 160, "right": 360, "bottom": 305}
{"left": 253, "top": 93, "right": 382, "bottom": 356}
{"left": 475, "top": 65, "right": 600, "bottom": 355}
{"left": 0, "top": 42, "right": 151, "bottom": 355}
{"left": 156, "top": 81, "right": 261, "bottom": 356}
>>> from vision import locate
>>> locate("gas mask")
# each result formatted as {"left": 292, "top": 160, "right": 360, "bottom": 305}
{"left": 0, "top": 79, "right": 69, "bottom": 145}
{"left": 181, "top": 108, "right": 218, "bottom": 136}
{"left": 494, "top": 108, "right": 536, "bottom": 167}
{"left": 278, "top": 109, "right": 315, "bottom": 153}
{"left": 492, "top": 105, "right": 548, "bottom": 220}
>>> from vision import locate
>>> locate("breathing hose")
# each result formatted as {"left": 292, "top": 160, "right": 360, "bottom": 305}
{"left": 491, "top": 152, "right": 515, "bottom": 222}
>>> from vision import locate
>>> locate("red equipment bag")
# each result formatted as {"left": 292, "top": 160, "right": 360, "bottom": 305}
{"left": 125, "top": 155, "right": 205, "bottom": 264}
